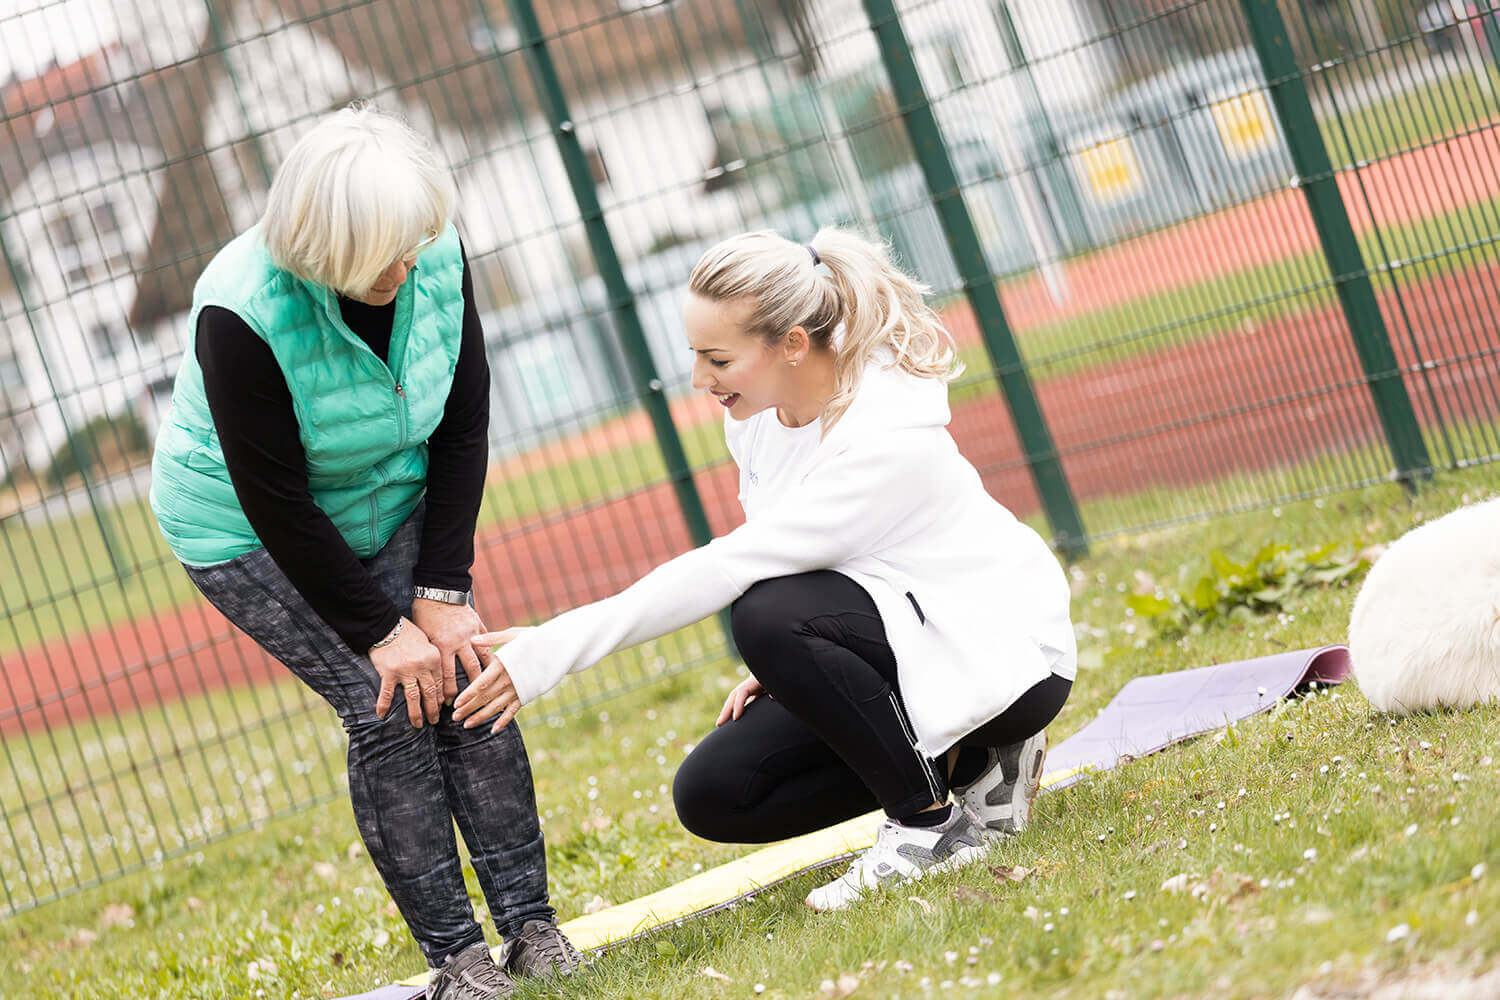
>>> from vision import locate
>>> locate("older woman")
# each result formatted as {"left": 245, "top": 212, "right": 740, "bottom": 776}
{"left": 150, "top": 105, "right": 580, "bottom": 997}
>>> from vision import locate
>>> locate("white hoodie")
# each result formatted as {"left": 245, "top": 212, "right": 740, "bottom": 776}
{"left": 499, "top": 360, "right": 1077, "bottom": 756}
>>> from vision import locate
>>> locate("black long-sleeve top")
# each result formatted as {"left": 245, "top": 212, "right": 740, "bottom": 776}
{"left": 196, "top": 248, "right": 490, "bottom": 652}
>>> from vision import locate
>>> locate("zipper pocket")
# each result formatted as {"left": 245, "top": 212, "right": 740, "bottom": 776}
{"left": 905, "top": 591, "right": 925, "bottom": 625}
{"left": 888, "top": 691, "right": 942, "bottom": 804}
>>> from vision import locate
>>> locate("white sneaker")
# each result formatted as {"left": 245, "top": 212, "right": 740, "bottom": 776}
{"left": 804, "top": 807, "right": 988, "bottom": 912}
{"left": 954, "top": 731, "right": 1047, "bottom": 836}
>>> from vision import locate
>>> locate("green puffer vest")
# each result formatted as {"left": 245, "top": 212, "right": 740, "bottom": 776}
{"left": 149, "top": 223, "right": 465, "bottom": 566}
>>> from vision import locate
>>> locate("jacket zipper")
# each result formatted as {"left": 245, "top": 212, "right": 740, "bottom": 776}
{"left": 888, "top": 691, "right": 942, "bottom": 804}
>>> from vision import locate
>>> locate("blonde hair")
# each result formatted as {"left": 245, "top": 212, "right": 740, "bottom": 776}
{"left": 261, "top": 104, "right": 455, "bottom": 298}
{"left": 688, "top": 227, "right": 961, "bottom": 431}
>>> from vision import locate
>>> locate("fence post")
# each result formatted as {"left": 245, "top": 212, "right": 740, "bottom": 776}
{"left": 503, "top": 0, "right": 736, "bottom": 646}
{"left": 859, "top": 0, "right": 1087, "bottom": 557}
{"left": 1239, "top": 0, "right": 1432, "bottom": 488}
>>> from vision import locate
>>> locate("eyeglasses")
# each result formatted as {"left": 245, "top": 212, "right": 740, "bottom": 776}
{"left": 398, "top": 230, "right": 441, "bottom": 264}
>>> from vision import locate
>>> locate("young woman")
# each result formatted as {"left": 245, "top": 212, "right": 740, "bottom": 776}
{"left": 150, "top": 105, "right": 579, "bottom": 996}
{"left": 454, "top": 228, "right": 1077, "bottom": 911}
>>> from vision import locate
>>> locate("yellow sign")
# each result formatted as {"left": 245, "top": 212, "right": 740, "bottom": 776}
{"left": 1211, "top": 91, "right": 1275, "bottom": 157}
{"left": 1077, "top": 137, "right": 1141, "bottom": 202}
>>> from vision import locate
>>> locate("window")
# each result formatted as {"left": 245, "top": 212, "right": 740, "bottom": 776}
{"left": 933, "top": 35, "right": 975, "bottom": 90}
{"left": 90, "top": 200, "right": 120, "bottom": 237}
{"left": 90, "top": 322, "right": 122, "bottom": 361}
{"left": 583, "top": 142, "right": 611, "bottom": 188}
{"left": 49, "top": 214, "right": 88, "bottom": 285}
{"left": 701, "top": 105, "right": 748, "bottom": 193}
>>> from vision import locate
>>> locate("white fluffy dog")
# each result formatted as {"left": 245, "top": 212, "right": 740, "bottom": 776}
{"left": 1348, "top": 496, "right": 1500, "bottom": 714}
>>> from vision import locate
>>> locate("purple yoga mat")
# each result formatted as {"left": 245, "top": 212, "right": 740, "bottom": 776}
{"left": 330, "top": 645, "right": 1350, "bottom": 1000}
{"left": 1043, "top": 644, "right": 1350, "bottom": 791}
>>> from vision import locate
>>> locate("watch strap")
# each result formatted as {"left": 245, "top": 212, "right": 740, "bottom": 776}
{"left": 413, "top": 585, "right": 471, "bottom": 605}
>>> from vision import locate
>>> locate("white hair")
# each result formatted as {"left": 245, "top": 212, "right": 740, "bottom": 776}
{"left": 688, "top": 227, "right": 961, "bottom": 432}
{"left": 261, "top": 104, "right": 455, "bottom": 298}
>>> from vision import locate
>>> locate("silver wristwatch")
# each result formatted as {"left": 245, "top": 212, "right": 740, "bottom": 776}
{"left": 413, "top": 585, "right": 472, "bottom": 605}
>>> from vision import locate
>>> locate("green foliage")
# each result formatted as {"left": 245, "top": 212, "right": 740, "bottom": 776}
{"left": 1125, "top": 541, "right": 1368, "bottom": 639}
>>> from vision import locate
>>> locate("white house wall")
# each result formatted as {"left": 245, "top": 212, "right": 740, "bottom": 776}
{"left": 455, "top": 78, "right": 764, "bottom": 299}
{"left": 3, "top": 140, "right": 168, "bottom": 472}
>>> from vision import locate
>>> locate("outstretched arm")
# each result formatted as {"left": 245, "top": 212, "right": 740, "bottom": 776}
{"left": 452, "top": 431, "right": 940, "bottom": 725}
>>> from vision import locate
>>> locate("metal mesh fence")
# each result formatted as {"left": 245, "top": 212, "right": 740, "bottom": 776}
{"left": 1, "top": 0, "right": 1497, "bottom": 914}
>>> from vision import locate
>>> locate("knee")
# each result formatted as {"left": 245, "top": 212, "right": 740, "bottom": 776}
{"left": 730, "top": 579, "right": 806, "bottom": 670}
{"left": 672, "top": 747, "right": 741, "bottom": 843}
{"left": 345, "top": 701, "right": 431, "bottom": 762}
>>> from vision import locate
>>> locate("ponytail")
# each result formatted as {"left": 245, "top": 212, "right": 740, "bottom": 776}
{"left": 807, "top": 228, "right": 961, "bottom": 429}
{"left": 687, "top": 227, "right": 961, "bottom": 433}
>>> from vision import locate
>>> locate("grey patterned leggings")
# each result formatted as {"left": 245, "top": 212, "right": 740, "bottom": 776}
{"left": 184, "top": 505, "right": 552, "bottom": 967}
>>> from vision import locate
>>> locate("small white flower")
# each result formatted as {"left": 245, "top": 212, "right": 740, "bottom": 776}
{"left": 1472, "top": 863, "right": 1487, "bottom": 881}
{"left": 1303, "top": 848, "right": 1317, "bottom": 861}
{"left": 1123, "top": 890, "right": 1136, "bottom": 900}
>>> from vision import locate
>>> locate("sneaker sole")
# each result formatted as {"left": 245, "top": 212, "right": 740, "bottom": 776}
{"left": 803, "top": 842, "right": 990, "bottom": 913}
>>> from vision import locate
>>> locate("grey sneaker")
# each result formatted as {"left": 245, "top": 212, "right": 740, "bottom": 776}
{"left": 504, "top": 918, "right": 587, "bottom": 979}
{"left": 426, "top": 941, "right": 515, "bottom": 1000}
{"left": 954, "top": 731, "right": 1047, "bottom": 836}
{"left": 803, "top": 806, "right": 988, "bottom": 912}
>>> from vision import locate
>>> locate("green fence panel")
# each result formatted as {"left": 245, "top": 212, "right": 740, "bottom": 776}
{"left": 3, "top": 0, "right": 1500, "bottom": 915}
{"left": 862, "top": 0, "right": 1087, "bottom": 556}
{"left": 1241, "top": 0, "right": 1431, "bottom": 486}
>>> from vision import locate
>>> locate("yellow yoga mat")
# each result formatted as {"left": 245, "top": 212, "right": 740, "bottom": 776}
{"left": 551, "top": 765, "right": 1085, "bottom": 954}
{"left": 382, "top": 765, "right": 1087, "bottom": 993}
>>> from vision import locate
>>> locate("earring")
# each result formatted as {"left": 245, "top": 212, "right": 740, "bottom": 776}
{"left": 789, "top": 359, "right": 800, "bottom": 367}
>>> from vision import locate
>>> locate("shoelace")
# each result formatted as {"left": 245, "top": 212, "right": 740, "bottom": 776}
{"left": 524, "top": 924, "right": 582, "bottom": 967}
{"left": 469, "top": 960, "right": 509, "bottom": 990}
{"left": 438, "top": 948, "right": 507, "bottom": 1000}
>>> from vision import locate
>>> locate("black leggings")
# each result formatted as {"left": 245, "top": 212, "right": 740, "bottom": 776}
{"left": 673, "top": 571, "right": 1071, "bottom": 844}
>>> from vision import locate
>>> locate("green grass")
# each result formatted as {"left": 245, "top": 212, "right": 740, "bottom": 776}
{"left": 3, "top": 464, "right": 1500, "bottom": 998}
{"left": 1325, "top": 64, "right": 1500, "bottom": 172}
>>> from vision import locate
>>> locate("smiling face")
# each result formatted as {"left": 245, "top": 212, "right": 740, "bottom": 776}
{"left": 684, "top": 292, "right": 789, "bottom": 420}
